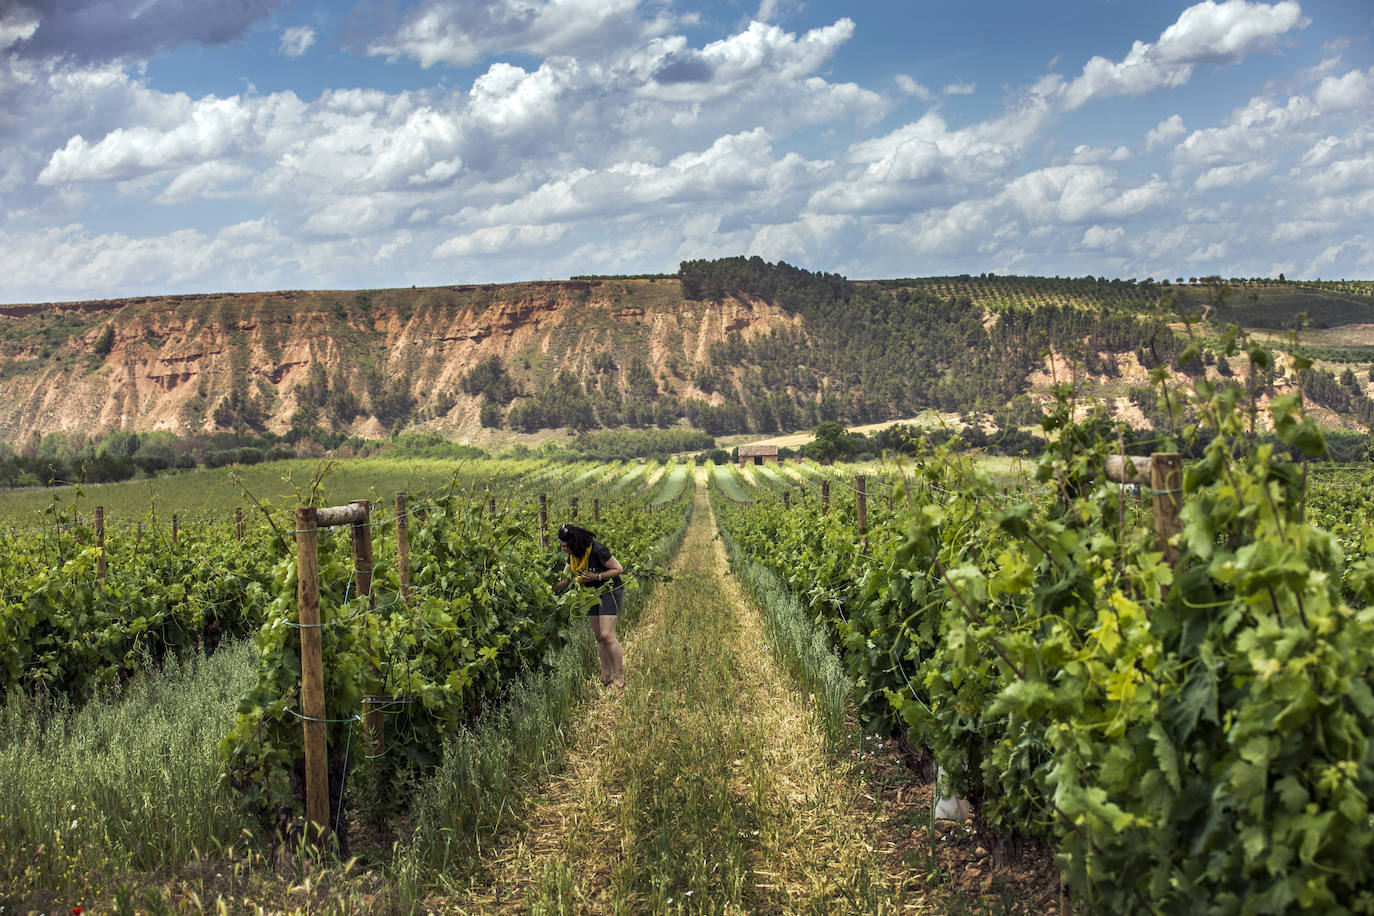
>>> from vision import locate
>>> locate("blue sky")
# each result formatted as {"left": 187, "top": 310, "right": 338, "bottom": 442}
{"left": 0, "top": 0, "right": 1371, "bottom": 302}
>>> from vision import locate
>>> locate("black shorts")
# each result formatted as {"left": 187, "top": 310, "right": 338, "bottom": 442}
{"left": 588, "top": 585, "right": 624, "bottom": 616}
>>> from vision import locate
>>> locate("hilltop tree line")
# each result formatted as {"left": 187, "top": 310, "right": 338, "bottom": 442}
{"left": 477, "top": 256, "right": 1193, "bottom": 437}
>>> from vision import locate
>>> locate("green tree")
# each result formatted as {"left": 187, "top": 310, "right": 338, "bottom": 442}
{"left": 802, "top": 420, "right": 854, "bottom": 463}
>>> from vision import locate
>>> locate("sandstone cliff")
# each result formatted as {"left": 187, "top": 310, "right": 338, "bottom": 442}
{"left": 0, "top": 279, "right": 801, "bottom": 442}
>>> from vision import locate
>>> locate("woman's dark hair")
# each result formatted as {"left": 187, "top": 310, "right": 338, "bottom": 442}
{"left": 557, "top": 524, "right": 595, "bottom": 555}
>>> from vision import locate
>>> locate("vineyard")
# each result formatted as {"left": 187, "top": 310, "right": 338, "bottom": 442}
{"left": 1, "top": 459, "right": 690, "bottom": 910}
{"left": 3, "top": 337, "right": 1374, "bottom": 914}
{"left": 711, "top": 359, "right": 1374, "bottom": 913}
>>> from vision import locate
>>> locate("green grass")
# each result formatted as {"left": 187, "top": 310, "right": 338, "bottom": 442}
{"left": 609, "top": 462, "right": 649, "bottom": 492}
{"left": 712, "top": 465, "right": 752, "bottom": 502}
{"left": 716, "top": 527, "right": 851, "bottom": 751}
{"left": 398, "top": 496, "right": 692, "bottom": 899}
{"left": 650, "top": 463, "right": 689, "bottom": 505}
{"left": 0, "top": 470, "right": 695, "bottom": 913}
{"left": 0, "top": 456, "right": 537, "bottom": 529}
{"left": 0, "top": 641, "right": 259, "bottom": 910}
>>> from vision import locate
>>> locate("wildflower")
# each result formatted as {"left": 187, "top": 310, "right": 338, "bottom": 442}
{"left": 70, "top": 820, "right": 78, "bottom": 830}
{"left": 72, "top": 908, "right": 83, "bottom": 915}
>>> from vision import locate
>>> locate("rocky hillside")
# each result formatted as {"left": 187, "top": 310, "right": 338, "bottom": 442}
{"left": 3, "top": 264, "right": 1374, "bottom": 446}
{"left": 0, "top": 278, "right": 798, "bottom": 443}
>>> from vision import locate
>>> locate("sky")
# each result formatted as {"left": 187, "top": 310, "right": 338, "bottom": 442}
{"left": 0, "top": 0, "right": 1372, "bottom": 303}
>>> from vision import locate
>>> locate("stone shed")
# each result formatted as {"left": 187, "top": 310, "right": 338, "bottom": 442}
{"left": 738, "top": 444, "right": 780, "bottom": 466}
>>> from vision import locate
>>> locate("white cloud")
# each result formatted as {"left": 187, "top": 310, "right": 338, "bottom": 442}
{"left": 1070, "top": 144, "right": 1131, "bottom": 164}
{"left": 1302, "top": 155, "right": 1374, "bottom": 195}
{"left": 0, "top": 8, "right": 39, "bottom": 51}
{"left": 749, "top": 213, "right": 853, "bottom": 265}
{"left": 1001, "top": 165, "right": 1168, "bottom": 224}
{"left": 1174, "top": 92, "right": 1315, "bottom": 165}
{"left": 1305, "top": 236, "right": 1374, "bottom": 275}
{"left": 1082, "top": 225, "right": 1125, "bottom": 249}
{"left": 1059, "top": 0, "right": 1304, "bottom": 109}
{"left": 435, "top": 222, "right": 566, "bottom": 257}
{"left": 155, "top": 160, "right": 252, "bottom": 203}
{"left": 895, "top": 74, "right": 933, "bottom": 102}
{"left": 1314, "top": 66, "right": 1374, "bottom": 111}
{"left": 1146, "top": 114, "right": 1186, "bottom": 150}
{"left": 279, "top": 26, "right": 315, "bottom": 58}
{"left": 1187, "top": 241, "right": 1230, "bottom": 263}
{"left": 1270, "top": 220, "right": 1339, "bottom": 243}
{"left": 643, "top": 19, "right": 858, "bottom": 102}
{"left": 369, "top": 0, "right": 664, "bottom": 68}
{"left": 1193, "top": 160, "right": 1268, "bottom": 190}
{"left": 4, "top": 0, "right": 1373, "bottom": 301}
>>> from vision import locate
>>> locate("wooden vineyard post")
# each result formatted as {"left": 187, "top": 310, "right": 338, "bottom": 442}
{"left": 293, "top": 500, "right": 371, "bottom": 840}
{"left": 540, "top": 494, "right": 549, "bottom": 548}
{"left": 94, "top": 506, "right": 106, "bottom": 582}
{"left": 488, "top": 494, "right": 496, "bottom": 516}
{"left": 349, "top": 500, "right": 374, "bottom": 608}
{"left": 235, "top": 507, "right": 244, "bottom": 541}
{"left": 346, "top": 498, "right": 382, "bottom": 758}
{"left": 395, "top": 492, "right": 410, "bottom": 599}
{"left": 294, "top": 506, "right": 329, "bottom": 837}
{"left": 172, "top": 514, "right": 179, "bottom": 546}
{"left": 136, "top": 522, "right": 142, "bottom": 549}
{"left": 571, "top": 497, "right": 579, "bottom": 520}
{"left": 783, "top": 490, "right": 790, "bottom": 510}
{"left": 855, "top": 475, "right": 867, "bottom": 535}
{"left": 1151, "top": 453, "right": 1183, "bottom": 567}
{"left": 593, "top": 498, "right": 600, "bottom": 524}
{"left": 821, "top": 480, "right": 830, "bottom": 516}
{"left": 1105, "top": 455, "right": 1151, "bottom": 496}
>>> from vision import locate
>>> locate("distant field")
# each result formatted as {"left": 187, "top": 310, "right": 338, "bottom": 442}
{"left": 0, "top": 456, "right": 539, "bottom": 529}
{"left": 724, "top": 410, "right": 960, "bottom": 450}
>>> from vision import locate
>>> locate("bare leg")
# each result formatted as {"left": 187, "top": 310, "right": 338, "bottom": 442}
{"left": 590, "top": 613, "right": 624, "bottom": 688}
{"left": 592, "top": 621, "right": 613, "bottom": 684}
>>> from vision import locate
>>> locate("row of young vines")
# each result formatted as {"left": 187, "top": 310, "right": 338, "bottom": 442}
{"left": 0, "top": 460, "right": 691, "bottom": 841}
{"left": 220, "top": 478, "right": 687, "bottom": 837}
{"left": 713, "top": 341, "right": 1374, "bottom": 915}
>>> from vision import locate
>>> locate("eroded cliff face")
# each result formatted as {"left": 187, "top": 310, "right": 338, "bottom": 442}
{"left": 0, "top": 279, "right": 802, "bottom": 442}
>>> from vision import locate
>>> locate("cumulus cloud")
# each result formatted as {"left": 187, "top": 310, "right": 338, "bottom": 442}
{"left": 279, "top": 26, "right": 315, "bottom": 57}
{"left": 368, "top": 0, "right": 668, "bottom": 68}
{"left": 3, "top": 0, "right": 280, "bottom": 64}
{"left": 1057, "top": 0, "right": 1304, "bottom": 109}
{"left": 4, "top": 0, "right": 1373, "bottom": 301}
{"left": 1146, "top": 115, "right": 1187, "bottom": 150}
{"left": 1174, "top": 92, "right": 1315, "bottom": 165}
{"left": 643, "top": 19, "right": 859, "bottom": 102}
{"left": 1082, "top": 225, "right": 1125, "bottom": 249}
{"left": 38, "top": 92, "right": 308, "bottom": 185}
{"left": 1001, "top": 165, "right": 1168, "bottom": 223}
{"left": 1315, "top": 66, "right": 1374, "bottom": 110}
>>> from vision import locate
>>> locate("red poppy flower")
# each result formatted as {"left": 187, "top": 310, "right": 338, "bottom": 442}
{"left": 72, "top": 908, "right": 83, "bottom": 915}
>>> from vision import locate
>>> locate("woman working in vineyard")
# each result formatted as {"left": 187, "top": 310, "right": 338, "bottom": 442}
{"left": 555, "top": 524, "right": 626, "bottom": 689}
